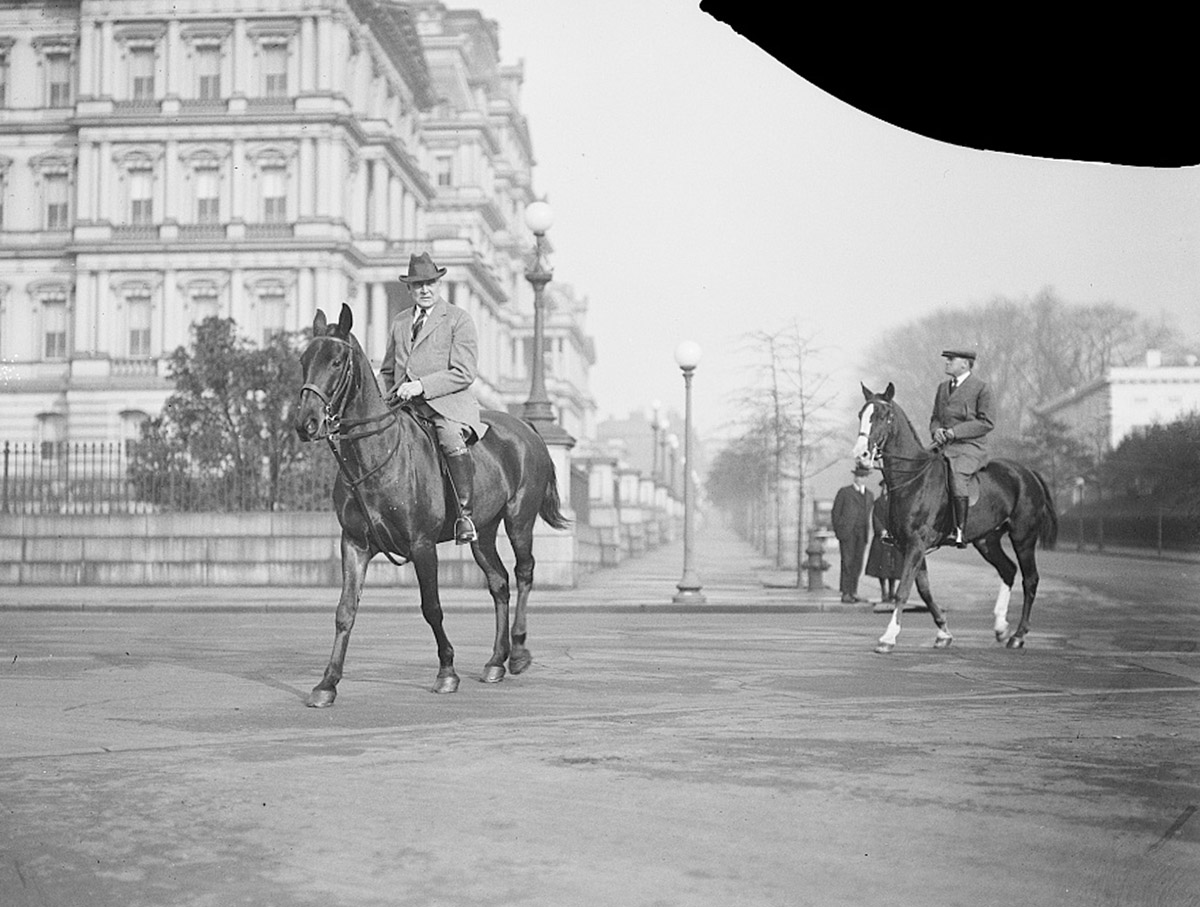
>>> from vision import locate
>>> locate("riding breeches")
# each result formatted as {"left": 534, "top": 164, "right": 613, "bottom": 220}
{"left": 413, "top": 400, "right": 470, "bottom": 455}
{"left": 945, "top": 447, "right": 983, "bottom": 496}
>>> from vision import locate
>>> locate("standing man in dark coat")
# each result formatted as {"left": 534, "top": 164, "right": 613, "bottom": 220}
{"left": 831, "top": 463, "right": 874, "bottom": 604}
{"left": 930, "top": 347, "right": 994, "bottom": 547}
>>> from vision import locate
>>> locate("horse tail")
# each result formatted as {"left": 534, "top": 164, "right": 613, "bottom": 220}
{"left": 1032, "top": 469, "right": 1059, "bottom": 550}
{"left": 539, "top": 463, "right": 572, "bottom": 530}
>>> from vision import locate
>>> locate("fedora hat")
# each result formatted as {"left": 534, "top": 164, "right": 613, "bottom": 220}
{"left": 400, "top": 252, "right": 447, "bottom": 284}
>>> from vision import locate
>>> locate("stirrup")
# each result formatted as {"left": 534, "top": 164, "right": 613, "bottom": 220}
{"left": 454, "top": 515, "right": 477, "bottom": 545}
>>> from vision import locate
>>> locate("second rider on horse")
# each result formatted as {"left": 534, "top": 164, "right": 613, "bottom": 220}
{"left": 929, "top": 347, "right": 993, "bottom": 547}
{"left": 381, "top": 252, "right": 488, "bottom": 544}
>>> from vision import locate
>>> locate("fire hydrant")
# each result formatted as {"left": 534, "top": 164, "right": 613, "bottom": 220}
{"left": 803, "top": 534, "right": 830, "bottom": 592}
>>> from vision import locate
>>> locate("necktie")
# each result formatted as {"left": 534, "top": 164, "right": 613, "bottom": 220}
{"left": 411, "top": 309, "right": 426, "bottom": 342}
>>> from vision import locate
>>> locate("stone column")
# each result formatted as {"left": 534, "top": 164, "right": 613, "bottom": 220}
{"left": 299, "top": 17, "right": 315, "bottom": 93}
{"left": 317, "top": 13, "right": 332, "bottom": 92}
{"left": 297, "top": 267, "right": 314, "bottom": 329}
{"left": 73, "top": 269, "right": 95, "bottom": 356}
{"left": 298, "top": 137, "right": 314, "bottom": 218}
{"left": 162, "top": 140, "right": 178, "bottom": 223}
{"left": 230, "top": 140, "right": 245, "bottom": 223}
{"left": 369, "top": 281, "right": 388, "bottom": 363}
{"left": 533, "top": 435, "right": 578, "bottom": 587}
{"left": 386, "top": 171, "right": 399, "bottom": 238}
{"left": 97, "top": 142, "right": 112, "bottom": 223}
{"left": 231, "top": 19, "right": 248, "bottom": 99}
{"left": 316, "top": 138, "right": 331, "bottom": 218}
{"left": 372, "top": 159, "right": 387, "bottom": 236}
{"left": 164, "top": 19, "right": 180, "bottom": 99}
{"left": 76, "top": 140, "right": 94, "bottom": 222}
{"left": 99, "top": 20, "right": 113, "bottom": 98}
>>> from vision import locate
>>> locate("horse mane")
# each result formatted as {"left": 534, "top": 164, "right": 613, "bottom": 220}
{"left": 879, "top": 394, "right": 931, "bottom": 457}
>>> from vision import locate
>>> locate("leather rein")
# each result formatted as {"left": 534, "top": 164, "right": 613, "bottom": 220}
{"left": 861, "top": 402, "right": 941, "bottom": 495}
{"left": 300, "top": 336, "right": 410, "bottom": 566}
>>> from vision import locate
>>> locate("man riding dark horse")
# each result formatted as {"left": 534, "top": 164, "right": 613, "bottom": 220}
{"left": 380, "top": 252, "right": 486, "bottom": 545}
{"left": 929, "top": 347, "right": 993, "bottom": 547}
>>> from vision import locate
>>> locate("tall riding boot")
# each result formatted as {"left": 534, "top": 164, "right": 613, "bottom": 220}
{"left": 953, "top": 495, "right": 969, "bottom": 548}
{"left": 447, "top": 452, "right": 477, "bottom": 545}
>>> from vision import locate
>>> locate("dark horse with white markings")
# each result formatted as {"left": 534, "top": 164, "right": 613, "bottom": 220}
{"left": 294, "top": 304, "right": 569, "bottom": 706}
{"left": 853, "top": 383, "right": 1058, "bottom": 654}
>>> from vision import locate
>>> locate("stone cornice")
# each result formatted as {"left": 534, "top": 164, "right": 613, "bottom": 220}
{"left": 353, "top": 0, "right": 436, "bottom": 111}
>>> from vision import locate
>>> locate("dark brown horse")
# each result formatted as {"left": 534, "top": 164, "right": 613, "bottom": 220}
{"left": 294, "top": 304, "right": 569, "bottom": 706}
{"left": 853, "top": 383, "right": 1058, "bottom": 653}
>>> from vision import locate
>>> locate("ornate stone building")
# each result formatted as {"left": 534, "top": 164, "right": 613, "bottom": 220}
{"left": 0, "top": 0, "right": 596, "bottom": 447}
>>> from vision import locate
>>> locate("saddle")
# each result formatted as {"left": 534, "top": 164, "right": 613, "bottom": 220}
{"left": 393, "top": 402, "right": 474, "bottom": 534}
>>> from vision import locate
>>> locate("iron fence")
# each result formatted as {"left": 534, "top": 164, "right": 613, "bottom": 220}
{"left": 1, "top": 441, "right": 337, "bottom": 515}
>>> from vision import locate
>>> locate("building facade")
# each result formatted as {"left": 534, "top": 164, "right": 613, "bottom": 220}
{"left": 1034, "top": 350, "right": 1200, "bottom": 455}
{"left": 0, "top": 0, "right": 595, "bottom": 448}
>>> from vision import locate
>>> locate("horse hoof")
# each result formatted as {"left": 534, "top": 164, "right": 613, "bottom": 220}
{"left": 509, "top": 650, "right": 532, "bottom": 675}
{"left": 933, "top": 635, "right": 953, "bottom": 649}
{"left": 874, "top": 643, "right": 895, "bottom": 655}
{"left": 480, "top": 665, "right": 506, "bottom": 684}
{"left": 305, "top": 688, "right": 336, "bottom": 708}
{"left": 431, "top": 672, "right": 460, "bottom": 694}
{"left": 1006, "top": 636, "right": 1026, "bottom": 649}
{"left": 994, "top": 630, "right": 1008, "bottom": 644}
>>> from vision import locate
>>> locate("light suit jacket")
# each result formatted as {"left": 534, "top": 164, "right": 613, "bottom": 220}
{"left": 929, "top": 372, "right": 993, "bottom": 474}
{"left": 379, "top": 298, "right": 487, "bottom": 440}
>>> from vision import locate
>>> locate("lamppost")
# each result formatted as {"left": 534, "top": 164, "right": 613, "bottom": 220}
{"left": 667, "top": 433, "right": 679, "bottom": 496}
{"left": 521, "top": 200, "right": 572, "bottom": 444}
{"left": 672, "top": 340, "right": 705, "bottom": 605}
{"left": 650, "top": 400, "right": 662, "bottom": 481}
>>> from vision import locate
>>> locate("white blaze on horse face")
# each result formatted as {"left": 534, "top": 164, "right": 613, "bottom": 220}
{"left": 852, "top": 404, "right": 874, "bottom": 461}
{"left": 993, "top": 582, "right": 1012, "bottom": 635}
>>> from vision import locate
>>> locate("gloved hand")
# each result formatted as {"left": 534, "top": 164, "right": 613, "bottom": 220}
{"left": 388, "top": 380, "right": 424, "bottom": 404}
{"left": 933, "top": 427, "right": 954, "bottom": 445}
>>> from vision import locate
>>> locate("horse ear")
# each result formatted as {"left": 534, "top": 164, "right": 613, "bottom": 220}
{"left": 313, "top": 309, "right": 327, "bottom": 334}
{"left": 338, "top": 303, "right": 353, "bottom": 336}
{"left": 861, "top": 382, "right": 874, "bottom": 401}
{"left": 884, "top": 382, "right": 895, "bottom": 401}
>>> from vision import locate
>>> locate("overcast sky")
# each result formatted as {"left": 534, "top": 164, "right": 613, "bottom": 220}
{"left": 473, "top": 1, "right": 1200, "bottom": 440}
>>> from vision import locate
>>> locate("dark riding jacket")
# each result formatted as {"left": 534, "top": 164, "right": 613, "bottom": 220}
{"left": 929, "top": 372, "right": 993, "bottom": 479}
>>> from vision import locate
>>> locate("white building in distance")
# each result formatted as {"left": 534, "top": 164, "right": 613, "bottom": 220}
{"left": 1034, "top": 350, "right": 1200, "bottom": 455}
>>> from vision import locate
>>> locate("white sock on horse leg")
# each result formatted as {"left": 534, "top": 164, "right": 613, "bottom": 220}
{"left": 993, "top": 583, "right": 1012, "bottom": 635}
{"left": 879, "top": 609, "right": 902, "bottom": 646}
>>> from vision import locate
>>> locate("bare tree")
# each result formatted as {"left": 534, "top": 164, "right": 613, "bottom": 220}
{"left": 722, "top": 322, "right": 839, "bottom": 573}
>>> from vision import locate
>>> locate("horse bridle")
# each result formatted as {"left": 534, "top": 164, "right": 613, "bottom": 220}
{"left": 861, "top": 399, "right": 939, "bottom": 493}
{"left": 857, "top": 399, "right": 894, "bottom": 466}
{"left": 300, "top": 335, "right": 409, "bottom": 565}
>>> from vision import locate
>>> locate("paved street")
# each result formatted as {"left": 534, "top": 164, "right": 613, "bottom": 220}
{"left": 1, "top": 524, "right": 1198, "bottom": 906}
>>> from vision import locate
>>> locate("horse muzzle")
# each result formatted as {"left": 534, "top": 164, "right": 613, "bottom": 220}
{"left": 294, "top": 400, "right": 329, "bottom": 442}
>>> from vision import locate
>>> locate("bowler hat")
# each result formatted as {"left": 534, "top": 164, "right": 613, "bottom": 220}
{"left": 941, "top": 348, "right": 977, "bottom": 361}
{"left": 400, "top": 252, "right": 447, "bottom": 284}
